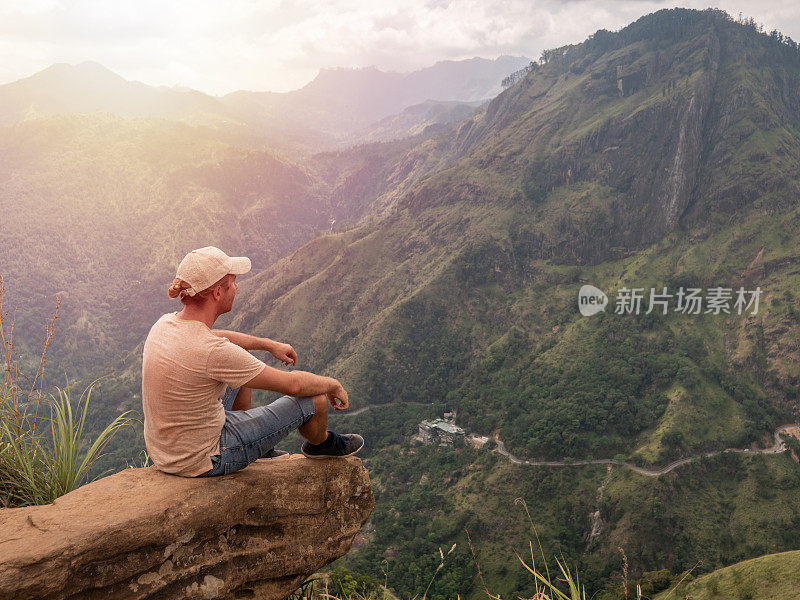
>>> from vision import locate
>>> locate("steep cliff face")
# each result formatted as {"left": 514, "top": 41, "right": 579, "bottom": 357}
{"left": 0, "top": 456, "right": 373, "bottom": 600}
{"left": 426, "top": 9, "right": 800, "bottom": 266}
{"left": 444, "top": 15, "right": 728, "bottom": 262}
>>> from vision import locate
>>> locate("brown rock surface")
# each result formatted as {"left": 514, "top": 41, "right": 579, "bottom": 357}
{"left": 0, "top": 455, "right": 373, "bottom": 600}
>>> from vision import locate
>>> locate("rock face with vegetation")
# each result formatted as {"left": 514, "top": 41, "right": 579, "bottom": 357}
{"left": 0, "top": 456, "right": 373, "bottom": 600}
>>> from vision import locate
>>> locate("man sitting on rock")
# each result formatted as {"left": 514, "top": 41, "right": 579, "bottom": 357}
{"left": 142, "top": 246, "right": 363, "bottom": 477}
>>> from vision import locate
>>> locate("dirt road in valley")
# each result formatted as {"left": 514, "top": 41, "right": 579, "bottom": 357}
{"left": 489, "top": 424, "right": 799, "bottom": 476}
{"left": 337, "top": 403, "right": 798, "bottom": 477}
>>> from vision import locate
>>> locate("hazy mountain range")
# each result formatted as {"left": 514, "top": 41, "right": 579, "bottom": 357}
{"left": 0, "top": 55, "right": 529, "bottom": 154}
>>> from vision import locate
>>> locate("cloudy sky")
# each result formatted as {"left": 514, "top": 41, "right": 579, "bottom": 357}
{"left": 2, "top": 0, "right": 799, "bottom": 95}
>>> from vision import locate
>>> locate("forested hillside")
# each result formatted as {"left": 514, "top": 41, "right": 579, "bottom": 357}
{"left": 216, "top": 9, "right": 800, "bottom": 597}
{"left": 0, "top": 114, "right": 329, "bottom": 376}
{"left": 231, "top": 8, "right": 800, "bottom": 461}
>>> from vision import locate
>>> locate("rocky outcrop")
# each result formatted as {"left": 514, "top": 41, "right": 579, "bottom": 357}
{"left": 0, "top": 456, "right": 373, "bottom": 600}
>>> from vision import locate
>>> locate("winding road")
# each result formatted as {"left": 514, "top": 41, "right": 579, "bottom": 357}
{"left": 336, "top": 403, "right": 798, "bottom": 477}
{"left": 490, "top": 425, "right": 799, "bottom": 476}
{"left": 339, "top": 401, "right": 430, "bottom": 417}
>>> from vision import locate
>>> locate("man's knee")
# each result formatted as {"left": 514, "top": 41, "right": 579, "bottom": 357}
{"left": 310, "top": 394, "right": 328, "bottom": 415}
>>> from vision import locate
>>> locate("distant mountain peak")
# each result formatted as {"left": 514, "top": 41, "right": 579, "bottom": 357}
{"left": 75, "top": 60, "right": 115, "bottom": 72}
{"left": 0, "top": 60, "right": 244, "bottom": 130}
{"left": 27, "top": 61, "right": 127, "bottom": 85}
{"left": 431, "top": 55, "right": 529, "bottom": 67}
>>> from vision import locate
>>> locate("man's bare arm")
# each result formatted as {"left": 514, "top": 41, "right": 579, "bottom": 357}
{"left": 212, "top": 329, "right": 273, "bottom": 351}
{"left": 213, "top": 330, "right": 298, "bottom": 365}
{"left": 244, "top": 366, "right": 349, "bottom": 410}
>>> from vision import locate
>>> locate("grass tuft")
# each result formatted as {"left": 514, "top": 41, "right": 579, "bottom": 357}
{"left": 0, "top": 276, "right": 133, "bottom": 507}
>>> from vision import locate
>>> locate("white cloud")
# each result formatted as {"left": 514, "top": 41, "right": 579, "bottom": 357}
{"left": 1, "top": 0, "right": 799, "bottom": 94}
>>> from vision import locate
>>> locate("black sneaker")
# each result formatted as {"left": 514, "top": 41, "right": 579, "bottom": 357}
{"left": 301, "top": 432, "right": 364, "bottom": 458}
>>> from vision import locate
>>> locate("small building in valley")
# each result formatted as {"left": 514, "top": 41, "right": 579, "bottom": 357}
{"left": 416, "top": 418, "right": 466, "bottom": 445}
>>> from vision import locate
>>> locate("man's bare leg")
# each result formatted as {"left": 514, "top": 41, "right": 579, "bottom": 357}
{"left": 231, "top": 386, "right": 252, "bottom": 411}
{"left": 299, "top": 395, "right": 363, "bottom": 458}
{"left": 298, "top": 395, "right": 328, "bottom": 444}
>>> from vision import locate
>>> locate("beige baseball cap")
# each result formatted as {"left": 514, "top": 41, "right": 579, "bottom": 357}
{"left": 175, "top": 246, "right": 251, "bottom": 297}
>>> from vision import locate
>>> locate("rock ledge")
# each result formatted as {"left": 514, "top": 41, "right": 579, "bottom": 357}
{"left": 0, "top": 455, "right": 373, "bottom": 599}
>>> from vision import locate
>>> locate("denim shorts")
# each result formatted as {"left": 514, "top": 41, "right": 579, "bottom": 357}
{"left": 200, "top": 387, "right": 315, "bottom": 477}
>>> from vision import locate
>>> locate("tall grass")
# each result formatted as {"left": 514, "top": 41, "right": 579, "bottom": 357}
{"left": 0, "top": 275, "right": 133, "bottom": 507}
{"left": 465, "top": 525, "right": 588, "bottom": 600}
{"left": 290, "top": 539, "right": 591, "bottom": 600}
{"left": 291, "top": 501, "right": 593, "bottom": 600}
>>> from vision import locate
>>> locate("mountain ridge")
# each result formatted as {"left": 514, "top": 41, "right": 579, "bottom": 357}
{"left": 0, "top": 55, "right": 530, "bottom": 154}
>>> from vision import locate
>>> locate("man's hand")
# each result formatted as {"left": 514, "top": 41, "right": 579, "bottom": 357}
{"left": 270, "top": 343, "right": 298, "bottom": 366}
{"left": 327, "top": 382, "right": 349, "bottom": 411}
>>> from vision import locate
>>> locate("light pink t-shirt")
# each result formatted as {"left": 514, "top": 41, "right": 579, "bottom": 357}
{"left": 142, "top": 313, "right": 266, "bottom": 476}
